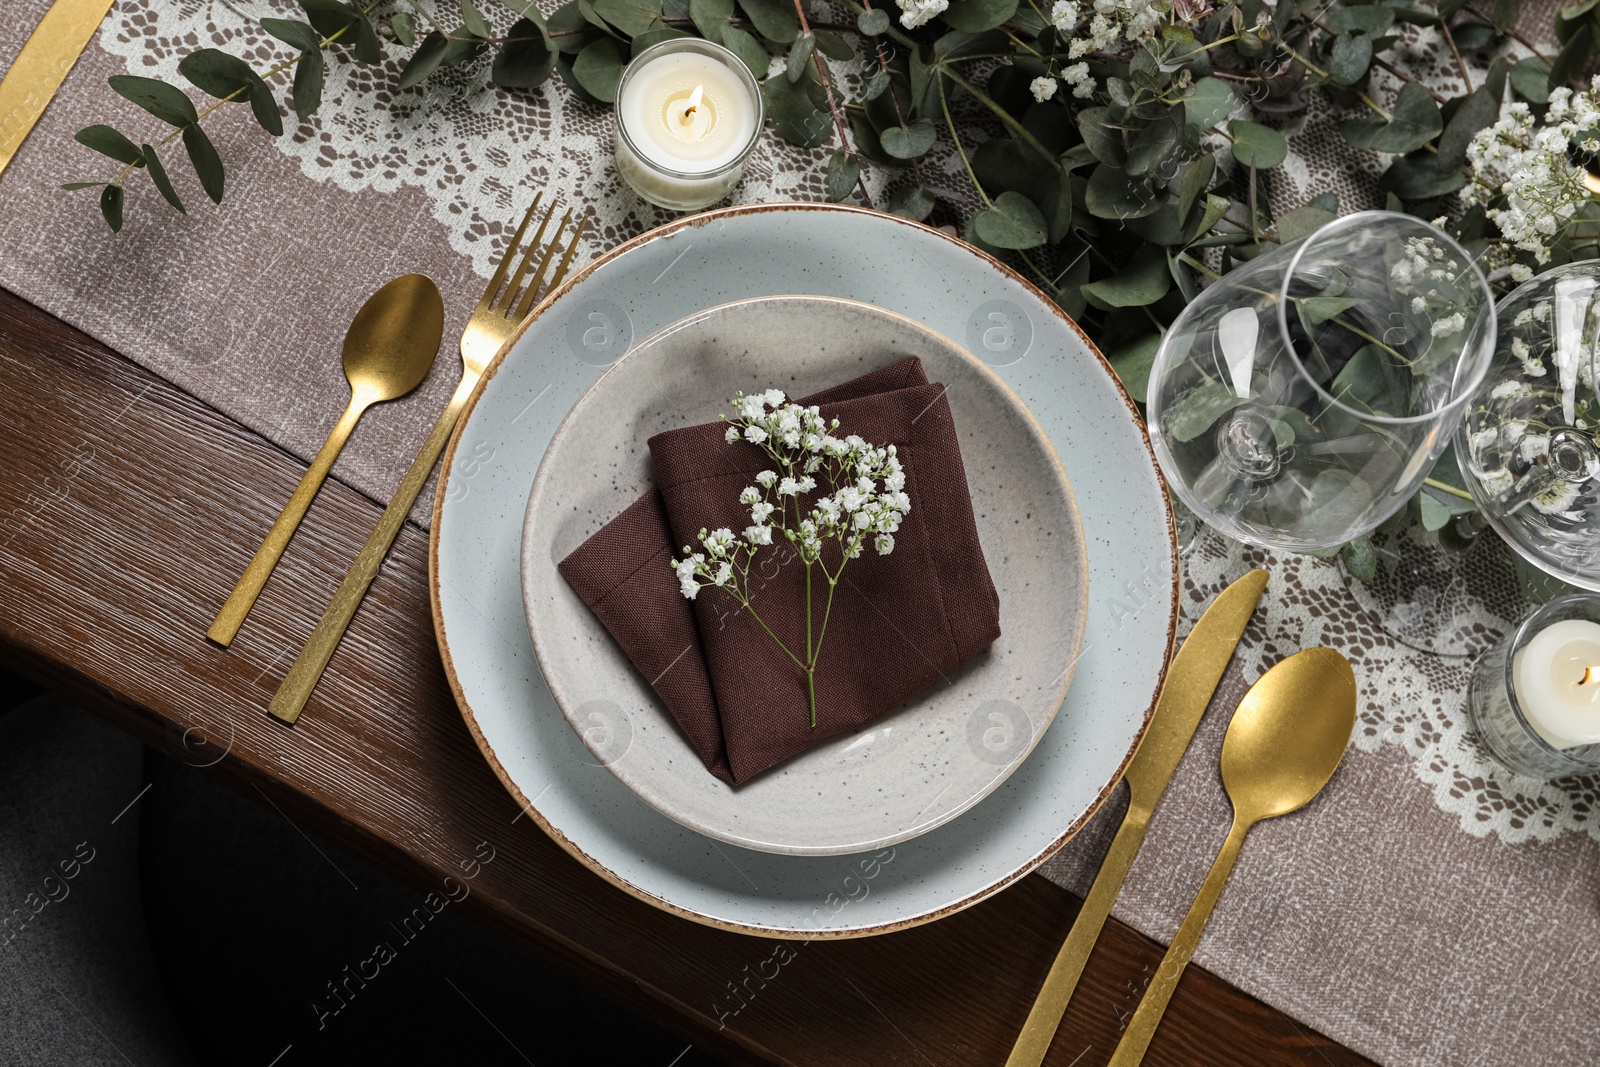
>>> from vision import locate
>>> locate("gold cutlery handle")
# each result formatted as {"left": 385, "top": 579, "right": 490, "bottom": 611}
{"left": 268, "top": 371, "right": 478, "bottom": 724}
{"left": 1105, "top": 818, "right": 1249, "bottom": 1067}
{"left": 1004, "top": 801, "right": 1154, "bottom": 1067}
{"left": 208, "top": 394, "right": 369, "bottom": 647}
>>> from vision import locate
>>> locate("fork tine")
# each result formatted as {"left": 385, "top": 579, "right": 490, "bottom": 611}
{"left": 478, "top": 193, "right": 543, "bottom": 312}
{"left": 544, "top": 215, "right": 588, "bottom": 298}
{"left": 513, "top": 209, "right": 574, "bottom": 319}
{"left": 496, "top": 200, "right": 558, "bottom": 316}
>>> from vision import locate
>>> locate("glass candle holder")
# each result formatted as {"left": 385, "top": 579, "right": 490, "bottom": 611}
{"left": 1466, "top": 594, "right": 1600, "bottom": 779}
{"left": 613, "top": 39, "right": 763, "bottom": 212}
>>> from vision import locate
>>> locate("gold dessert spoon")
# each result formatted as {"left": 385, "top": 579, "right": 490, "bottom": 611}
{"left": 1105, "top": 645, "right": 1357, "bottom": 1067}
{"left": 207, "top": 274, "right": 444, "bottom": 646}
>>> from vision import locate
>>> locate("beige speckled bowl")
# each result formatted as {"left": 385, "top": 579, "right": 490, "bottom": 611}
{"left": 521, "top": 296, "right": 1087, "bottom": 856}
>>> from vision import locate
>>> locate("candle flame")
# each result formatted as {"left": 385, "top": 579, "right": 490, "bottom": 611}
{"left": 1583, "top": 666, "right": 1599, "bottom": 686}
{"left": 683, "top": 84, "right": 704, "bottom": 119}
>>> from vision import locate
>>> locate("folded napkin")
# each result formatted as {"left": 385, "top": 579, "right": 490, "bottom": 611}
{"left": 558, "top": 358, "right": 1001, "bottom": 784}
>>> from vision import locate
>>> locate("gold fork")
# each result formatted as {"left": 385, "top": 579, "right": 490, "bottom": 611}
{"left": 268, "top": 195, "right": 587, "bottom": 725}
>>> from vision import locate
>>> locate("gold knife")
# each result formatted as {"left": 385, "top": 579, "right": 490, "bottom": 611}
{"left": 1003, "top": 568, "right": 1269, "bottom": 1067}
{"left": 0, "top": 0, "right": 117, "bottom": 183}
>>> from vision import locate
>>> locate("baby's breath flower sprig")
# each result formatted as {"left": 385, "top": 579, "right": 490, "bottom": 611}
{"left": 671, "top": 389, "right": 911, "bottom": 728}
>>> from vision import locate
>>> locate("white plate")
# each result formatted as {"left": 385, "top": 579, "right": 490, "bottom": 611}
{"left": 432, "top": 204, "right": 1178, "bottom": 937}
{"left": 521, "top": 295, "right": 1088, "bottom": 855}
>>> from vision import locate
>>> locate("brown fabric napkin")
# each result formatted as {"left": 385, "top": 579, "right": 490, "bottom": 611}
{"left": 558, "top": 358, "right": 1001, "bottom": 784}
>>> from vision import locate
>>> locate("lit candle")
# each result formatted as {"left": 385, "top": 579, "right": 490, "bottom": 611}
{"left": 613, "top": 39, "right": 763, "bottom": 212}
{"left": 1511, "top": 618, "right": 1600, "bottom": 748}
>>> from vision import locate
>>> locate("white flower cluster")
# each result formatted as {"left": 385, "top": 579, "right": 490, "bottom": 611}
{"left": 1389, "top": 234, "right": 1473, "bottom": 339}
{"left": 1463, "top": 82, "right": 1600, "bottom": 277}
{"left": 1052, "top": 0, "right": 1168, "bottom": 58}
{"left": 672, "top": 389, "right": 912, "bottom": 602}
{"left": 895, "top": 0, "right": 948, "bottom": 29}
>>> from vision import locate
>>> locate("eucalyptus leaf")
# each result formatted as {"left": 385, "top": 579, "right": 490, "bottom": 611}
{"left": 972, "top": 191, "right": 1047, "bottom": 249}
{"left": 293, "top": 48, "right": 325, "bottom": 117}
{"left": 100, "top": 185, "right": 124, "bottom": 233}
{"left": 182, "top": 124, "right": 225, "bottom": 204}
{"left": 177, "top": 49, "right": 282, "bottom": 136}
{"left": 864, "top": 69, "right": 890, "bottom": 101}
{"left": 391, "top": 11, "right": 417, "bottom": 45}
{"left": 630, "top": 26, "right": 692, "bottom": 54}
{"left": 492, "top": 18, "right": 557, "bottom": 88}
{"left": 880, "top": 119, "right": 937, "bottom": 160}
{"left": 141, "top": 144, "right": 184, "bottom": 213}
{"left": 1185, "top": 77, "right": 1236, "bottom": 135}
{"left": 1195, "top": 192, "right": 1230, "bottom": 235}
{"left": 1325, "top": 5, "right": 1395, "bottom": 33}
{"left": 814, "top": 30, "right": 852, "bottom": 60}
{"left": 1297, "top": 295, "right": 1360, "bottom": 324}
{"left": 1084, "top": 163, "right": 1162, "bottom": 219}
{"left": 1108, "top": 333, "right": 1161, "bottom": 403}
{"left": 1327, "top": 33, "right": 1372, "bottom": 86}
{"left": 1177, "top": 154, "right": 1214, "bottom": 221}
{"left": 261, "top": 17, "right": 322, "bottom": 50}
{"left": 720, "top": 27, "right": 771, "bottom": 77}
{"left": 399, "top": 32, "right": 452, "bottom": 89}
{"left": 1124, "top": 111, "right": 1179, "bottom": 179}
{"left": 1378, "top": 150, "right": 1465, "bottom": 198}
{"left": 887, "top": 184, "right": 936, "bottom": 221}
{"left": 1436, "top": 85, "right": 1497, "bottom": 165}
{"left": 858, "top": 7, "right": 890, "bottom": 33}
{"left": 1340, "top": 535, "right": 1377, "bottom": 582}
{"left": 571, "top": 37, "right": 625, "bottom": 102}
{"left": 1551, "top": 24, "right": 1593, "bottom": 89}
{"left": 1228, "top": 119, "right": 1287, "bottom": 169}
{"left": 736, "top": 0, "right": 799, "bottom": 43}
{"left": 108, "top": 76, "right": 198, "bottom": 127}
{"left": 825, "top": 150, "right": 860, "bottom": 202}
{"left": 594, "top": 0, "right": 664, "bottom": 35}
{"left": 940, "top": 0, "right": 1019, "bottom": 32}
{"left": 1164, "top": 380, "right": 1248, "bottom": 442}
{"left": 461, "top": 0, "right": 495, "bottom": 38}
{"left": 75, "top": 125, "right": 143, "bottom": 166}
{"left": 1082, "top": 246, "right": 1170, "bottom": 308}
{"left": 61, "top": 182, "right": 106, "bottom": 191}
{"left": 1077, "top": 108, "right": 1125, "bottom": 167}
{"left": 1340, "top": 82, "right": 1442, "bottom": 153}
{"left": 1509, "top": 56, "right": 1553, "bottom": 104}
{"left": 1277, "top": 205, "right": 1336, "bottom": 243}
{"left": 690, "top": 0, "right": 735, "bottom": 41}
{"left": 763, "top": 73, "right": 830, "bottom": 147}
{"left": 786, "top": 32, "right": 815, "bottom": 83}
{"left": 300, "top": 0, "right": 363, "bottom": 46}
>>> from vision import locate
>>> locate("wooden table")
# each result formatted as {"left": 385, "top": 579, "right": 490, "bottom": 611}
{"left": 0, "top": 285, "right": 1373, "bottom": 1067}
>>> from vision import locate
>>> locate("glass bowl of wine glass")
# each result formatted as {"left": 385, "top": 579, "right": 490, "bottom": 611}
{"left": 1147, "top": 211, "right": 1497, "bottom": 552}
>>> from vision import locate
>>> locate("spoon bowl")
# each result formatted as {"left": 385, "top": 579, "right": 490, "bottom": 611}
{"left": 1221, "top": 646, "right": 1358, "bottom": 824}
{"left": 342, "top": 274, "right": 445, "bottom": 402}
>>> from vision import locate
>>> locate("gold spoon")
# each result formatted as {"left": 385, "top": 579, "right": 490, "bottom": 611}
{"left": 206, "top": 274, "right": 445, "bottom": 647}
{"left": 1106, "top": 646, "right": 1357, "bottom": 1067}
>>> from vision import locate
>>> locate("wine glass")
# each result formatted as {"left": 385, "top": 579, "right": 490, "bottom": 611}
{"left": 1147, "top": 211, "right": 1497, "bottom": 552}
{"left": 1456, "top": 260, "right": 1600, "bottom": 590}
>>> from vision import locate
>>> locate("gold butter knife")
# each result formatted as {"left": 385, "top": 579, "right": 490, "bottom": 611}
{"left": 1003, "top": 567, "right": 1269, "bottom": 1067}
{"left": 0, "top": 0, "right": 117, "bottom": 183}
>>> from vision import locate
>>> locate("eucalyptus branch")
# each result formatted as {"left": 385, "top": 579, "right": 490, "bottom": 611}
{"left": 790, "top": 0, "right": 876, "bottom": 208}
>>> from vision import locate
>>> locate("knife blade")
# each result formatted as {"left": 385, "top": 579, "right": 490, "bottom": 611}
{"left": 1004, "top": 567, "right": 1269, "bottom": 1067}
{"left": 0, "top": 0, "right": 117, "bottom": 184}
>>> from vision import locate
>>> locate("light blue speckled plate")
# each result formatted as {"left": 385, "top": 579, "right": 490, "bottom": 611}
{"left": 431, "top": 204, "right": 1178, "bottom": 937}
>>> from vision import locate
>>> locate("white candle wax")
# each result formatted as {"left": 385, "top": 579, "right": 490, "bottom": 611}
{"left": 614, "top": 44, "right": 761, "bottom": 210}
{"left": 1511, "top": 617, "right": 1600, "bottom": 748}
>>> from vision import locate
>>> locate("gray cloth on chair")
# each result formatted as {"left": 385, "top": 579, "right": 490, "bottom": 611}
{"left": 0, "top": 695, "right": 196, "bottom": 1066}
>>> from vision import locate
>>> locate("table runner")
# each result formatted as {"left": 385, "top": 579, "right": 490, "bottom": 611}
{"left": 2, "top": 3, "right": 1595, "bottom": 1064}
